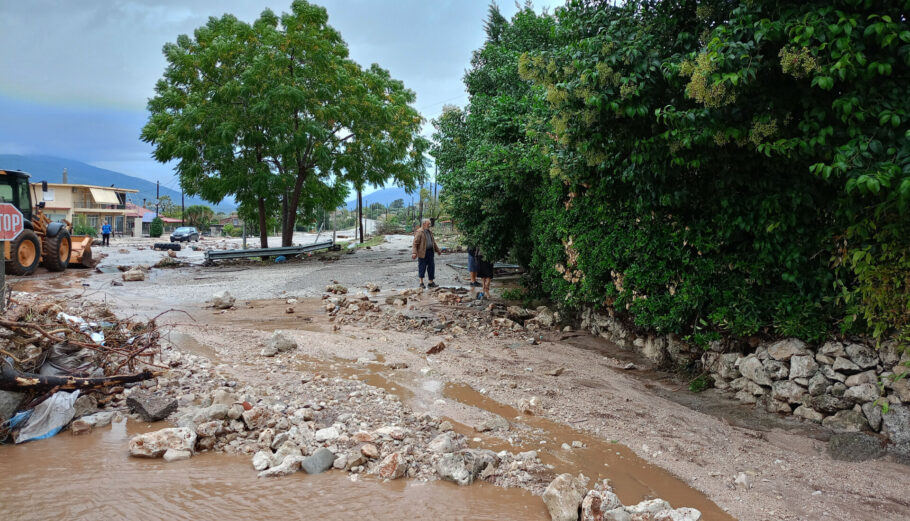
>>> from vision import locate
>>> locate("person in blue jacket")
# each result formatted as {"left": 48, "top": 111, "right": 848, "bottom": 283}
{"left": 101, "top": 221, "right": 111, "bottom": 246}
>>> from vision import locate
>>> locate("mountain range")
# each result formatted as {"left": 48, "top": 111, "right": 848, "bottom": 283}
{"left": 0, "top": 154, "right": 235, "bottom": 213}
{"left": 343, "top": 185, "right": 432, "bottom": 210}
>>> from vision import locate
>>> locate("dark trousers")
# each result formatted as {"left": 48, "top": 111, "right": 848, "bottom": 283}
{"left": 102, "top": 233, "right": 110, "bottom": 246}
{"left": 418, "top": 249, "right": 435, "bottom": 280}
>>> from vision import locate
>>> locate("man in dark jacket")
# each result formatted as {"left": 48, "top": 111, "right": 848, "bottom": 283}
{"left": 412, "top": 218, "right": 442, "bottom": 288}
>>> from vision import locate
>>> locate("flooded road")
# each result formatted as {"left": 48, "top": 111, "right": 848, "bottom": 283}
{"left": 0, "top": 419, "right": 549, "bottom": 521}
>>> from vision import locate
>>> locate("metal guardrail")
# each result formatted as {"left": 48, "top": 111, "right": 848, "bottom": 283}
{"left": 204, "top": 240, "right": 335, "bottom": 263}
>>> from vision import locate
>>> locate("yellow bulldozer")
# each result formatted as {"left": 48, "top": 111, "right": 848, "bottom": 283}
{"left": 0, "top": 169, "right": 93, "bottom": 275}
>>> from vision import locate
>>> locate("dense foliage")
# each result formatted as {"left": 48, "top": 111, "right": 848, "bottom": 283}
{"left": 434, "top": 1, "right": 909, "bottom": 346}
{"left": 149, "top": 217, "right": 164, "bottom": 238}
{"left": 142, "top": 1, "right": 428, "bottom": 247}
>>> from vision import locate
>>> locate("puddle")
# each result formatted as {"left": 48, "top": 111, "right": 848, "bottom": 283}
{"left": 0, "top": 419, "right": 548, "bottom": 521}
{"left": 9, "top": 268, "right": 93, "bottom": 293}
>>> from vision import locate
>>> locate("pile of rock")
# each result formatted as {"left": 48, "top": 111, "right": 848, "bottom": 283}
{"left": 542, "top": 474, "right": 702, "bottom": 521}
{"left": 703, "top": 339, "right": 910, "bottom": 455}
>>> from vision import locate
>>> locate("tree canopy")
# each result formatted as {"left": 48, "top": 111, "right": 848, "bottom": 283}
{"left": 142, "top": 0, "right": 428, "bottom": 247}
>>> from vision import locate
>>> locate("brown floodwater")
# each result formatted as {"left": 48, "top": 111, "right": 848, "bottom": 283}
{"left": 0, "top": 419, "right": 549, "bottom": 521}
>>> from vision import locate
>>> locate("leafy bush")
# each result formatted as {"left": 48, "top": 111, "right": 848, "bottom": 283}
{"left": 149, "top": 217, "right": 163, "bottom": 238}
{"left": 222, "top": 223, "right": 240, "bottom": 237}
{"left": 434, "top": 1, "right": 910, "bottom": 346}
{"left": 72, "top": 215, "right": 97, "bottom": 238}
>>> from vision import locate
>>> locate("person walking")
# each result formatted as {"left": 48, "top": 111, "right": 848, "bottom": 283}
{"left": 475, "top": 246, "right": 494, "bottom": 300}
{"left": 467, "top": 245, "right": 481, "bottom": 287}
{"left": 101, "top": 220, "right": 112, "bottom": 247}
{"left": 412, "top": 218, "right": 442, "bottom": 289}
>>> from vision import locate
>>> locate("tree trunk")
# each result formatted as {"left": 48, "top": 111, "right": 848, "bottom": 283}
{"left": 358, "top": 188, "right": 364, "bottom": 244}
{"left": 0, "top": 362, "right": 160, "bottom": 393}
{"left": 257, "top": 196, "right": 268, "bottom": 248}
{"left": 283, "top": 167, "right": 311, "bottom": 247}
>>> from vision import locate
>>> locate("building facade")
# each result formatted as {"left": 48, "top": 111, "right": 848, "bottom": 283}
{"left": 33, "top": 183, "right": 140, "bottom": 236}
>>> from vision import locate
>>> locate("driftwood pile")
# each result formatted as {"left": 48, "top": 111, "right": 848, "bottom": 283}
{"left": 0, "top": 298, "right": 166, "bottom": 394}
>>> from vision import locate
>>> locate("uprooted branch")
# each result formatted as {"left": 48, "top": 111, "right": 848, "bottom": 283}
{"left": 0, "top": 361, "right": 161, "bottom": 393}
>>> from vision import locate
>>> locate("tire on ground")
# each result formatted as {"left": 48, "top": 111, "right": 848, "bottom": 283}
{"left": 7, "top": 230, "right": 41, "bottom": 275}
{"left": 43, "top": 229, "right": 72, "bottom": 272}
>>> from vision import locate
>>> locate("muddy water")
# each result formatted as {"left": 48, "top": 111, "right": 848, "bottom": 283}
{"left": 288, "top": 354, "right": 734, "bottom": 520}
{"left": 0, "top": 419, "right": 548, "bottom": 521}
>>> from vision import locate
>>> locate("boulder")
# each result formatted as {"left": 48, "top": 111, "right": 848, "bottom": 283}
{"left": 716, "top": 353, "right": 741, "bottom": 380}
{"left": 654, "top": 508, "right": 703, "bottom": 521}
{"left": 771, "top": 381, "right": 807, "bottom": 404}
{"left": 808, "top": 372, "right": 830, "bottom": 397}
{"left": 843, "top": 383, "right": 879, "bottom": 404}
{"left": 257, "top": 455, "right": 305, "bottom": 478}
{"left": 767, "top": 339, "right": 808, "bottom": 361}
{"left": 377, "top": 452, "right": 407, "bottom": 480}
{"left": 808, "top": 394, "right": 850, "bottom": 414}
{"left": 266, "top": 331, "right": 297, "bottom": 353}
{"left": 820, "top": 365, "right": 847, "bottom": 382}
{"left": 474, "top": 415, "right": 510, "bottom": 432}
{"left": 212, "top": 290, "right": 235, "bottom": 309}
{"left": 626, "top": 499, "right": 672, "bottom": 517}
{"left": 129, "top": 428, "right": 197, "bottom": 458}
{"left": 762, "top": 359, "right": 790, "bottom": 381}
{"left": 315, "top": 426, "right": 340, "bottom": 442}
{"left": 428, "top": 433, "right": 457, "bottom": 454}
{"left": 252, "top": 450, "right": 272, "bottom": 471}
{"left": 739, "top": 356, "right": 772, "bottom": 387}
{"left": 815, "top": 353, "right": 836, "bottom": 366}
{"left": 535, "top": 308, "right": 556, "bottom": 328}
{"left": 163, "top": 449, "right": 192, "bottom": 462}
{"left": 73, "top": 394, "right": 98, "bottom": 418}
{"left": 542, "top": 473, "right": 588, "bottom": 521}
{"left": 822, "top": 410, "right": 868, "bottom": 432}
{"left": 127, "top": 390, "right": 178, "bottom": 422}
{"left": 79, "top": 411, "right": 115, "bottom": 428}
{"left": 793, "top": 405, "right": 824, "bottom": 422}
{"left": 122, "top": 268, "right": 145, "bottom": 282}
{"left": 789, "top": 355, "right": 818, "bottom": 380}
{"left": 0, "top": 390, "right": 25, "bottom": 421}
{"left": 581, "top": 481, "right": 621, "bottom": 521}
{"left": 211, "top": 389, "right": 238, "bottom": 407}
{"left": 301, "top": 448, "right": 336, "bottom": 474}
{"left": 260, "top": 345, "right": 278, "bottom": 357}
{"left": 881, "top": 404, "right": 910, "bottom": 457}
{"left": 70, "top": 419, "right": 93, "bottom": 435}
{"left": 507, "top": 306, "right": 531, "bottom": 321}
{"left": 241, "top": 407, "right": 269, "bottom": 430}
{"left": 833, "top": 357, "right": 862, "bottom": 374}
{"left": 861, "top": 402, "right": 883, "bottom": 432}
{"left": 437, "top": 449, "right": 498, "bottom": 486}
{"left": 890, "top": 377, "right": 910, "bottom": 403}
{"left": 845, "top": 343, "right": 878, "bottom": 369}
{"left": 827, "top": 432, "right": 886, "bottom": 462}
{"left": 819, "top": 341, "right": 846, "bottom": 358}
{"left": 844, "top": 370, "right": 877, "bottom": 387}
{"left": 731, "top": 377, "right": 766, "bottom": 396}
{"left": 360, "top": 443, "right": 380, "bottom": 459}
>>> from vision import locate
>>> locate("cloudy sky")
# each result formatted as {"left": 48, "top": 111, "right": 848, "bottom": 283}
{"left": 0, "top": 0, "right": 561, "bottom": 193}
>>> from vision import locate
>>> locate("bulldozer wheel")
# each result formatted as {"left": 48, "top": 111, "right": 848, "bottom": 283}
{"left": 43, "top": 229, "right": 72, "bottom": 272}
{"left": 7, "top": 230, "right": 41, "bottom": 275}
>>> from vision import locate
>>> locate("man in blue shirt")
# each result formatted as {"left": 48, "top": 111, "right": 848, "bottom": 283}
{"left": 101, "top": 221, "right": 111, "bottom": 246}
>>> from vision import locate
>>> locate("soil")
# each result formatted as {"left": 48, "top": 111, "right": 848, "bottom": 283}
{"left": 5, "top": 233, "right": 909, "bottom": 521}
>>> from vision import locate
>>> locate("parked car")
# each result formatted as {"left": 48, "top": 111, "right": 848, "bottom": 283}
{"left": 170, "top": 226, "right": 199, "bottom": 242}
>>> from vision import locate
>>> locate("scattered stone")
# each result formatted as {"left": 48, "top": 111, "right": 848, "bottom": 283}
{"left": 257, "top": 455, "right": 304, "bottom": 478}
{"left": 827, "top": 432, "right": 886, "bottom": 462}
{"left": 79, "top": 411, "right": 115, "bottom": 428}
{"left": 771, "top": 381, "right": 807, "bottom": 404}
{"left": 378, "top": 452, "right": 407, "bottom": 480}
{"left": 122, "top": 268, "right": 145, "bottom": 282}
{"left": 266, "top": 330, "right": 297, "bottom": 353}
{"left": 833, "top": 357, "right": 862, "bottom": 374}
{"left": 241, "top": 407, "right": 269, "bottom": 430}
{"left": 360, "top": 443, "right": 380, "bottom": 459}
{"left": 474, "top": 415, "right": 510, "bottom": 432}
{"left": 733, "top": 472, "right": 753, "bottom": 490}
{"left": 623, "top": 362, "right": 636, "bottom": 370}
{"left": 73, "top": 394, "right": 98, "bottom": 418}
{"left": 819, "top": 341, "right": 846, "bottom": 358}
{"left": 654, "top": 508, "right": 703, "bottom": 521}
{"left": 542, "top": 473, "right": 588, "bottom": 521}
{"left": 314, "top": 426, "right": 340, "bottom": 442}
{"left": 301, "top": 448, "right": 336, "bottom": 474}
{"left": 808, "top": 372, "right": 830, "bottom": 397}
{"left": 793, "top": 405, "right": 824, "bottom": 422}
{"left": 437, "top": 449, "right": 498, "bottom": 486}
{"left": 365, "top": 283, "right": 380, "bottom": 293}
{"left": 581, "top": 481, "right": 621, "bottom": 521}
{"left": 861, "top": 402, "right": 883, "bottom": 432}
{"left": 545, "top": 367, "right": 566, "bottom": 377}
{"left": 325, "top": 284, "right": 348, "bottom": 294}
{"left": 252, "top": 450, "right": 272, "bottom": 471}
{"left": 626, "top": 498, "right": 673, "bottom": 516}
{"left": 260, "top": 345, "right": 278, "bottom": 357}
{"left": 426, "top": 342, "right": 446, "bottom": 355}
{"left": 163, "top": 449, "right": 192, "bottom": 462}
{"left": 844, "top": 370, "right": 877, "bottom": 387}
{"left": 129, "top": 427, "right": 197, "bottom": 458}
{"left": 438, "top": 421, "right": 454, "bottom": 432}
{"left": 70, "top": 419, "right": 92, "bottom": 435}
{"left": 763, "top": 359, "right": 789, "bottom": 381}
{"left": 127, "top": 390, "right": 178, "bottom": 422}
{"left": 212, "top": 290, "right": 235, "bottom": 309}
{"left": 428, "top": 433, "right": 457, "bottom": 454}
{"left": 808, "top": 394, "right": 850, "bottom": 414}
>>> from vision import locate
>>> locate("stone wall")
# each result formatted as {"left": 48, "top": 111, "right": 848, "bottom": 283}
{"left": 578, "top": 307, "right": 910, "bottom": 456}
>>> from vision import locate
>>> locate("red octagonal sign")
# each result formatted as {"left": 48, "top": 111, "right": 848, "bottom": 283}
{"left": 0, "top": 203, "right": 24, "bottom": 241}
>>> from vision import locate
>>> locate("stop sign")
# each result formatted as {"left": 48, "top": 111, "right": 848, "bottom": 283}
{"left": 0, "top": 203, "right": 24, "bottom": 241}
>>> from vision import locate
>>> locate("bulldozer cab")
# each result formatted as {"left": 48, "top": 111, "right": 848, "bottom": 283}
{"left": 0, "top": 170, "right": 33, "bottom": 224}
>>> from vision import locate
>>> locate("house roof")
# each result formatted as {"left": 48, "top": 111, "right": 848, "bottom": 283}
{"left": 34, "top": 182, "right": 138, "bottom": 193}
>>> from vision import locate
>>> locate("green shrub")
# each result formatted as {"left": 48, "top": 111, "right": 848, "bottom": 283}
{"left": 149, "top": 217, "right": 163, "bottom": 238}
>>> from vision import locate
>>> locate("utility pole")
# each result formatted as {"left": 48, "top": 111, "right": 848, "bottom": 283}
{"left": 155, "top": 180, "right": 160, "bottom": 217}
{"left": 357, "top": 188, "right": 364, "bottom": 244}
{"left": 181, "top": 187, "right": 185, "bottom": 226}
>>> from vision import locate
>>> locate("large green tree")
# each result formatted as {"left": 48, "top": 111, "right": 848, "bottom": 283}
{"left": 142, "top": 1, "right": 427, "bottom": 247}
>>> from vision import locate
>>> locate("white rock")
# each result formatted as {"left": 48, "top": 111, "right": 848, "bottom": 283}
{"left": 252, "top": 450, "right": 272, "bottom": 471}
{"left": 542, "top": 473, "right": 588, "bottom": 521}
{"left": 654, "top": 507, "right": 703, "bottom": 521}
{"left": 314, "top": 426, "right": 340, "bottom": 442}
{"left": 129, "top": 427, "right": 197, "bottom": 458}
{"left": 162, "top": 449, "right": 192, "bottom": 462}
{"left": 212, "top": 290, "right": 235, "bottom": 309}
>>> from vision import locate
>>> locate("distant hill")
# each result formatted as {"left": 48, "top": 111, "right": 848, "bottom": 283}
{"left": 344, "top": 186, "right": 422, "bottom": 210}
{"left": 0, "top": 154, "right": 235, "bottom": 213}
